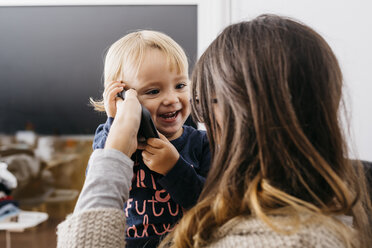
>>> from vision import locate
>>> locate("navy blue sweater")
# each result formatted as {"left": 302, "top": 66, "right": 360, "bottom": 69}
{"left": 92, "top": 118, "right": 211, "bottom": 247}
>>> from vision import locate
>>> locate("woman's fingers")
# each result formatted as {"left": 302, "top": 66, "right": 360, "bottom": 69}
{"left": 116, "top": 89, "right": 141, "bottom": 123}
{"left": 123, "top": 88, "right": 137, "bottom": 99}
{"left": 105, "top": 89, "right": 141, "bottom": 157}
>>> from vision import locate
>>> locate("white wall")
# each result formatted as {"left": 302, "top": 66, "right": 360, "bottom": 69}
{"left": 231, "top": 0, "right": 372, "bottom": 161}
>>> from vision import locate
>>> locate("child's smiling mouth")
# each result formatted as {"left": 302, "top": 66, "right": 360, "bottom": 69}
{"left": 158, "top": 110, "right": 181, "bottom": 122}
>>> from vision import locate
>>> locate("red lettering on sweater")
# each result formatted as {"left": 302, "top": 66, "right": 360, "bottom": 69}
{"left": 135, "top": 200, "right": 146, "bottom": 215}
{"left": 125, "top": 198, "right": 133, "bottom": 217}
{"left": 155, "top": 189, "right": 170, "bottom": 202}
{"left": 151, "top": 174, "right": 157, "bottom": 190}
{"left": 151, "top": 223, "right": 174, "bottom": 236}
{"left": 140, "top": 214, "right": 149, "bottom": 237}
{"left": 127, "top": 224, "right": 137, "bottom": 237}
{"left": 148, "top": 196, "right": 164, "bottom": 217}
{"left": 167, "top": 202, "right": 179, "bottom": 216}
{"left": 127, "top": 216, "right": 174, "bottom": 238}
{"left": 136, "top": 169, "right": 146, "bottom": 188}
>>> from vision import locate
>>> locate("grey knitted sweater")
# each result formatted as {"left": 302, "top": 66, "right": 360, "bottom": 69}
{"left": 58, "top": 208, "right": 347, "bottom": 247}
{"left": 57, "top": 149, "right": 348, "bottom": 247}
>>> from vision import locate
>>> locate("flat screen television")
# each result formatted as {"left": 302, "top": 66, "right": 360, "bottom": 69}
{"left": 0, "top": 5, "right": 197, "bottom": 134}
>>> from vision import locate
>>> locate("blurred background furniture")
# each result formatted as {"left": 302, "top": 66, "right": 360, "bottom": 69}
{"left": 0, "top": 134, "right": 92, "bottom": 247}
{"left": 0, "top": 211, "right": 48, "bottom": 248}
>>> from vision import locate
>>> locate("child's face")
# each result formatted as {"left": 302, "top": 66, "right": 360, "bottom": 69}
{"left": 125, "top": 49, "right": 190, "bottom": 140}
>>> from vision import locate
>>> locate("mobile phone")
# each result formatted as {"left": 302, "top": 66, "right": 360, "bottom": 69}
{"left": 117, "top": 89, "right": 159, "bottom": 139}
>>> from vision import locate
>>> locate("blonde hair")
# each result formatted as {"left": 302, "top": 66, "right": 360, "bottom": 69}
{"left": 159, "top": 15, "right": 372, "bottom": 248}
{"left": 91, "top": 30, "right": 188, "bottom": 111}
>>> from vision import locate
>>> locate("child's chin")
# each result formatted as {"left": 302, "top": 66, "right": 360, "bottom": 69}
{"left": 160, "top": 127, "right": 183, "bottom": 139}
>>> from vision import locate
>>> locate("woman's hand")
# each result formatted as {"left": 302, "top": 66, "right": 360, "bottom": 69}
{"left": 105, "top": 89, "right": 141, "bottom": 157}
{"left": 103, "top": 81, "right": 126, "bottom": 118}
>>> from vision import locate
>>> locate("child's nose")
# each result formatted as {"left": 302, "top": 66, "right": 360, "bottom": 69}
{"left": 162, "top": 93, "right": 179, "bottom": 105}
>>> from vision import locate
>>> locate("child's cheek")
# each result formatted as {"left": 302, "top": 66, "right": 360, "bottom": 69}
{"left": 141, "top": 101, "right": 158, "bottom": 121}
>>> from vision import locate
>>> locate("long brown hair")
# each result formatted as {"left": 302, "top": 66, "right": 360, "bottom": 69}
{"left": 160, "top": 15, "right": 371, "bottom": 247}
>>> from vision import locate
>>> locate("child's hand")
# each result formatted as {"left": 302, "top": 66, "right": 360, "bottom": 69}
{"left": 141, "top": 133, "right": 180, "bottom": 175}
{"left": 103, "top": 81, "right": 126, "bottom": 118}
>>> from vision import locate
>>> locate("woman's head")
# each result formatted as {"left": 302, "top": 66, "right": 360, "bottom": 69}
{"left": 162, "top": 15, "right": 371, "bottom": 247}
{"left": 192, "top": 14, "right": 346, "bottom": 206}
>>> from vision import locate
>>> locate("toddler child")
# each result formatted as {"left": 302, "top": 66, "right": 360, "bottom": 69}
{"left": 90, "top": 30, "right": 210, "bottom": 248}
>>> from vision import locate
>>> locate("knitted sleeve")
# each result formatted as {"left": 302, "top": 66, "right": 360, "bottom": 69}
{"left": 57, "top": 149, "right": 133, "bottom": 247}
{"left": 57, "top": 208, "right": 126, "bottom": 248}
{"left": 74, "top": 149, "right": 134, "bottom": 213}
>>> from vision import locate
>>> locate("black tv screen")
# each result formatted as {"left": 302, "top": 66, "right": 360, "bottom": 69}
{"left": 0, "top": 5, "right": 197, "bottom": 134}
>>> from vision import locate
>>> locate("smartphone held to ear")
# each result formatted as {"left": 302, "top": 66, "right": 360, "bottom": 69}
{"left": 117, "top": 89, "right": 159, "bottom": 139}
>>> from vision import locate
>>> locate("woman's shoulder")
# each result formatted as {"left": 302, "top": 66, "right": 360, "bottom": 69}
{"left": 207, "top": 215, "right": 348, "bottom": 248}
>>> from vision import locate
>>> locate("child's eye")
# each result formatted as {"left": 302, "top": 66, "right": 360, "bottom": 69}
{"left": 176, "top": 83, "right": 187, "bottom": 89}
{"left": 145, "top": 89, "right": 159, "bottom": 95}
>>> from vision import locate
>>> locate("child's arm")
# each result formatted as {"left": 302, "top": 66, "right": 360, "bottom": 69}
{"left": 142, "top": 133, "right": 211, "bottom": 209}
{"left": 92, "top": 117, "right": 114, "bottom": 150}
